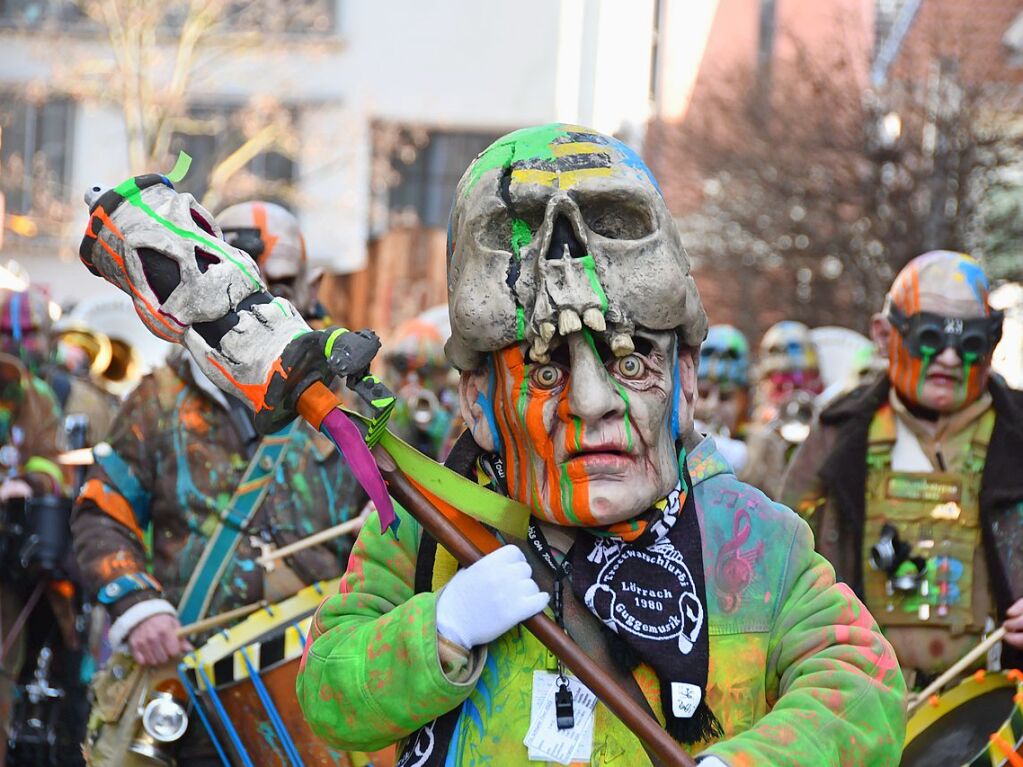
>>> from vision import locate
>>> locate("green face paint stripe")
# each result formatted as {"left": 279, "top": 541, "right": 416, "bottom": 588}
{"left": 573, "top": 417, "right": 583, "bottom": 452}
{"left": 516, "top": 361, "right": 530, "bottom": 426}
{"left": 510, "top": 218, "right": 532, "bottom": 260}
{"left": 516, "top": 307, "right": 526, "bottom": 341}
{"left": 614, "top": 382, "right": 634, "bottom": 451}
{"left": 323, "top": 328, "right": 349, "bottom": 359}
{"left": 916, "top": 354, "right": 933, "bottom": 402}
{"left": 271, "top": 298, "right": 289, "bottom": 316}
{"left": 112, "top": 178, "right": 261, "bottom": 289}
{"left": 559, "top": 463, "right": 581, "bottom": 525}
{"left": 579, "top": 254, "right": 609, "bottom": 312}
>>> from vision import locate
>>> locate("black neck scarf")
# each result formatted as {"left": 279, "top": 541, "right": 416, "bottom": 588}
{"left": 562, "top": 460, "right": 721, "bottom": 745}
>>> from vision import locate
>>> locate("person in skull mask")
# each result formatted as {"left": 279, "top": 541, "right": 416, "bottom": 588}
{"left": 781, "top": 251, "right": 1023, "bottom": 690}
{"left": 740, "top": 320, "right": 823, "bottom": 498}
{"left": 382, "top": 315, "right": 460, "bottom": 461}
{"left": 695, "top": 325, "right": 751, "bottom": 472}
{"left": 71, "top": 199, "right": 366, "bottom": 765}
{"left": 297, "top": 125, "right": 905, "bottom": 766}
{"left": 216, "top": 200, "right": 324, "bottom": 321}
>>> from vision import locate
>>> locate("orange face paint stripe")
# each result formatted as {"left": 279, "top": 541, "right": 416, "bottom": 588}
{"left": 81, "top": 478, "right": 146, "bottom": 544}
{"left": 495, "top": 349, "right": 530, "bottom": 505}
{"left": 524, "top": 378, "right": 566, "bottom": 524}
{"left": 556, "top": 394, "right": 595, "bottom": 526}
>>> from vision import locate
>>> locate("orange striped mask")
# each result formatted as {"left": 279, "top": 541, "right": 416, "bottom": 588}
{"left": 481, "top": 330, "right": 681, "bottom": 527}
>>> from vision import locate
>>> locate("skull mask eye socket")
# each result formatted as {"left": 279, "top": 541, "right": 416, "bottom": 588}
{"left": 582, "top": 198, "right": 654, "bottom": 240}
{"left": 190, "top": 207, "right": 216, "bottom": 236}
{"left": 138, "top": 247, "right": 181, "bottom": 304}
{"left": 475, "top": 204, "right": 545, "bottom": 253}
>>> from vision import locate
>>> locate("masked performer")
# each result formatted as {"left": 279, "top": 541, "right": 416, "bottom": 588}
{"left": 740, "top": 321, "right": 823, "bottom": 498}
{"left": 296, "top": 125, "right": 905, "bottom": 766}
{"left": 781, "top": 251, "right": 1021, "bottom": 688}
{"left": 382, "top": 315, "right": 460, "bottom": 461}
{"left": 71, "top": 199, "right": 366, "bottom": 765}
{"left": 695, "top": 325, "right": 751, "bottom": 472}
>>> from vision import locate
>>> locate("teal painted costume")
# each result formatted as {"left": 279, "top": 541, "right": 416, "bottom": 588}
{"left": 72, "top": 351, "right": 366, "bottom": 621}
{"left": 297, "top": 437, "right": 907, "bottom": 766}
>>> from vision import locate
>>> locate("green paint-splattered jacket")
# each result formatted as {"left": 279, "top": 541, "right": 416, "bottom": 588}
{"left": 71, "top": 352, "right": 367, "bottom": 623}
{"left": 297, "top": 437, "right": 907, "bottom": 766}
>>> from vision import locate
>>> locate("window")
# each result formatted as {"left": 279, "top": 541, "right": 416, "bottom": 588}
{"left": 0, "top": 0, "right": 84, "bottom": 28}
{"left": 168, "top": 104, "right": 296, "bottom": 207}
{"left": 221, "top": 0, "right": 336, "bottom": 35}
{"left": 388, "top": 130, "right": 500, "bottom": 229}
{"left": 0, "top": 95, "right": 74, "bottom": 217}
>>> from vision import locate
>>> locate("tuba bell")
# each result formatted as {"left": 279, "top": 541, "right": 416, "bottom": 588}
{"left": 53, "top": 324, "right": 142, "bottom": 397}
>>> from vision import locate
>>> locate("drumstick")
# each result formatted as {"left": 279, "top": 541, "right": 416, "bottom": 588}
{"left": 255, "top": 514, "right": 367, "bottom": 568}
{"left": 908, "top": 626, "right": 1007, "bottom": 714}
{"left": 177, "top": 600, "right": 269, "bottom": 637}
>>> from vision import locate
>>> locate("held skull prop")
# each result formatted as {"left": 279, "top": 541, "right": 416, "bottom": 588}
{"left": 80, "top": 174, "right": 379, "bottom": 432}
{"left": 445, "top": 124, "right": 706, "bottom": 370}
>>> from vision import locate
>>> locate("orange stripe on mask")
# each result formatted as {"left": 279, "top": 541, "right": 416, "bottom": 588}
{"left": 206, "top": 354, "right": 286, "bottom": 414}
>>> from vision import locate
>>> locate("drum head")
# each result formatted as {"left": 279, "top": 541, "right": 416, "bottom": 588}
{"left": 902, "top": 686, "right": 1016, "bottom": 767}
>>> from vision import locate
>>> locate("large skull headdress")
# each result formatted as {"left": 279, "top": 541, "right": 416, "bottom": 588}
{"left": 445, "top": 124, "right": 706, "bottom": 370}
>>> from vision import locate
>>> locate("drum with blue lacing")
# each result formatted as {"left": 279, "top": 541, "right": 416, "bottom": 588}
{"left": 180, "top": 579, "right": 394, "bottom": 767}
{"left": 902, "top": 669, "right": 1023, "bottom": 767}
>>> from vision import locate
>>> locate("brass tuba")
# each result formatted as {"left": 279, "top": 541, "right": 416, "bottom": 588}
{"left": 55, "top": 293, "right": 171, "bottom": 397}
{"left": 53, "top": 325, "right": 142, "bottom": 397}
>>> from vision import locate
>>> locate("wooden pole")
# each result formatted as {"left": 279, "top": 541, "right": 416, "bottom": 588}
{"left": 907, "top": 626, "right": 1006, "bottom": 714}
{"left": 373, "top": 445, "right": 695, "bottom": 767}
{"left": 177, "top": 600, "right": 268, "bottom": 637}
{"left": 255, "top": 514, "right": 367, "bottom": 568}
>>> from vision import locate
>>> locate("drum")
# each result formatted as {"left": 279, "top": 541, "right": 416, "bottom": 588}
{"left": 180, "top": 580, "right": 394, "bottom": 767}
{"left": 903, "top": 669, "right": 1023, "bottom": 766}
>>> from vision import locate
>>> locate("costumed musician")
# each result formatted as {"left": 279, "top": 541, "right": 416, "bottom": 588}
{"left": 71, "top": 199, "right": 369, "bottom": 766}
{"left": 781, "top": 250, "right": 1023, "bottom": 691}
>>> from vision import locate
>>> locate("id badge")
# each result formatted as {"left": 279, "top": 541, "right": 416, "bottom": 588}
{"left": 523, "top": 671, "right": 597, "bottom": 765}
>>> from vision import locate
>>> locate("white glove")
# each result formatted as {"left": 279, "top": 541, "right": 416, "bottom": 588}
{"left": 435, "top": 544, "right": 549, "bottom": 650}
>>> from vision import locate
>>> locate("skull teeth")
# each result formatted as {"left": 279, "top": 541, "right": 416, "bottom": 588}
{"left": 530, "top": 336, "right": 551, "bottom": 364}
{"left": 558, "top": 309, "right": 582, "bottom": 336}
{"left": 583, "top": 308, "right": 606, "bottom": 332}
{"left": 611, "top": 333, "right": 635, "bottom": 357}
{"left": 539, "top": 322, "right": 556, "bottom": 343}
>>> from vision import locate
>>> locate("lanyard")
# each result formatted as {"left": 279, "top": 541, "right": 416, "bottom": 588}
{"left": 528, "top": 520, "right": 577, "bottom": 729}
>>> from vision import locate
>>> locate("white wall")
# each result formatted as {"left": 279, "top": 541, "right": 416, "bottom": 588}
{"left": 1, "top": 0, "right": 658, "bottom": 295}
